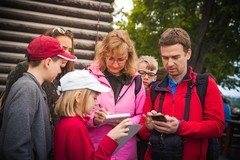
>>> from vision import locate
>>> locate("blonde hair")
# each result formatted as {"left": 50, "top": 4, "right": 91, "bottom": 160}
{"left": 137, "top": 55, "right": 158, "bottom": 74}
{"left": 94, "top": 30, "right": 138, "bottom": 76}
{"left": 55, "top": 89, "right": 92, "bottom": 117}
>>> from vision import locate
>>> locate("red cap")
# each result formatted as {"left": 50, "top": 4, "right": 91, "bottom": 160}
{"left": 27, "top": 35, "right": 77, "bottom": 61}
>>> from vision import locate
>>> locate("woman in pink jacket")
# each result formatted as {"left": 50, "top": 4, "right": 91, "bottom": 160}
{"left": 87, "top": 30, "right": 146, "bottom": 160}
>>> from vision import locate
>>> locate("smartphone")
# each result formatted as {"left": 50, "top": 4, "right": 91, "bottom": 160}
{"left": 151, "top": 114, "right": 167, "bottom": 122}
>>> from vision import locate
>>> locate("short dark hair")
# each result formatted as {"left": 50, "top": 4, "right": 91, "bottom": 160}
{"left": 159, "top": 28, "right": 191, "bottom": 52}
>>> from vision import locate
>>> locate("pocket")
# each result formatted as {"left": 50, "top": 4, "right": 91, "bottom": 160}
{"left": 150, "top": 131, "right": 185, "bottom": 160}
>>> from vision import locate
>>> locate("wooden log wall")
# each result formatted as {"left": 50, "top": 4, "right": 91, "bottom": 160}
{"left": 0, "top": 0, "right": 114, "bottom": 92}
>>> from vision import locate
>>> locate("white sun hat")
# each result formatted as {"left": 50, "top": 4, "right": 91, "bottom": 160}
{"left": 58, "top": 70, "right": 111, "bottom": 93}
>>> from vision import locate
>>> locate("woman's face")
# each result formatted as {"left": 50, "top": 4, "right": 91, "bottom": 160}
{"left": 55, "top": 35, "right": 72, "bottom": 54}
{"left": 55, "top": 35, "right": 73, "bottom": 67}
{"left": 105, "top": 49, "right": 128, "bottom": 76}
{"left": 85, "top": 91, "right": 99, "bottom": 115}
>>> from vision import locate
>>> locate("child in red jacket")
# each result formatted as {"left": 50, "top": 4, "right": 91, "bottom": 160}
{"left": 54, "top": 70, "right": 132, "bottom": 160}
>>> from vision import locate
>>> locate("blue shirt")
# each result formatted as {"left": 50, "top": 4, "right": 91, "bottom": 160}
{"left": 168, "top": 75, "right": 182, "bottom": 95}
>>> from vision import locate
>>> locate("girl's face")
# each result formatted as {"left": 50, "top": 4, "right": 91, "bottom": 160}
{"left": 85, "top": 91, "right": 99, "bottom": 115}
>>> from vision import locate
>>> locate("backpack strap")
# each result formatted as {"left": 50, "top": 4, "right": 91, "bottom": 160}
{"left": 157, "top": 93, "right": 165, "bottom": 112}
{"left": 150, "top": 77, "right": 168, "bottom": 111}
{"left": 133, "top": 75, "right": 142, "bottom": 116}
{"left": 185, "top": 80, "right": 193, "bottom": 121}
{"left": 134, "top": 75, "right": 142, "bottom": 96}
{"left": 184, "top": 74, "right": 208, "bottom": 120}
{"left": 184, "top": 73, "right": 208, "bottom": 121}
{"left": 196, "top": 74, "right": 209, "bottom": 109}
{"left": 150, "top": 82, "right": 161, "bottom": 106}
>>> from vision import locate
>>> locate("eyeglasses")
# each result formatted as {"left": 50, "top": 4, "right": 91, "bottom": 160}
{"left": 51, "top": 27, "right": 73, "bottom": 38}
{"left": 138, "top": 70, "right": 156, "bottom": 78}
{"left": 106, "top": 56, "right": 128, "bottom": 65}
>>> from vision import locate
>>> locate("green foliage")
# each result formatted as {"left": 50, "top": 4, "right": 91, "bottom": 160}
{"left": 113, "top": 0, "right": 240, "bottom": 90}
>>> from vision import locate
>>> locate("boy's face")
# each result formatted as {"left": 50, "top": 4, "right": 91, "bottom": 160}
{"left": 45, "top": 58, "right": 66, "bottom": 82}
{"left": 138, "top": 62, "right": 157, "bottom": 89}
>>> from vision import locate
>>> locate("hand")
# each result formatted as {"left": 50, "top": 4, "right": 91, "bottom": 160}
{"left": 107, "top": 118, "right": 132, "bottom": 140}
{"left": 93, "top": 108, "right": 108, "bottom": 126}
{"left": 142, "top": 110, "right": 158, "bottom": 131}
{"left": 153, "top": 115, "right": 179, "bottom": 134}
{"left": 108, "top": 118, "right": 124, "bottom": 127}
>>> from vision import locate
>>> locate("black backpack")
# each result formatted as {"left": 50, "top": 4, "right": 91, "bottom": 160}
{"left": 149, "top": 74, "right": 219, "bottom": 160}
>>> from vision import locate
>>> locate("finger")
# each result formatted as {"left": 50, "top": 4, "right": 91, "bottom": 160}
{"left": 120, "top": 120, "right": 132, "bottom": 128}
{"left": 123, "top": 127, "right": 130, "bottom": 133}
{"left": 151, "top": 110, "right": 158, "bottom": 114}
{"left": 96, "top": 111, "right": 107, "bottom": 119}
{"left": 147, "top": 112, "right": 154, "bottom": 117}
{"left": 142, "top": 114, "right": 147, "bottom": 121}
{"left": 153, "top": 120, "right": 168, "bottom": 127}
{"left": 99, "top": 108, "right": 108, "bottom": 114}
{"left": 121, "top": 118, "right": 130, "bottom": 124}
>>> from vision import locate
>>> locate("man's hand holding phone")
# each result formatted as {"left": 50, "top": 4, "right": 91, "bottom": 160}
{"left": 151, "top": 113, "right": 167, "bottom": 122}
{"left": 150, "top": 112, "right": 180, "bottom": 134}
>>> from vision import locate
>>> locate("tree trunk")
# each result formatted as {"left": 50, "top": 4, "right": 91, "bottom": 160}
{"left": 189, "top": 0, "right": 214, "bottom": 73}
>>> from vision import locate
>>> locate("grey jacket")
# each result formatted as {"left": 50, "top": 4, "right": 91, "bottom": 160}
{"left": 0, "top": 72, "right": 52, "bottom": 160}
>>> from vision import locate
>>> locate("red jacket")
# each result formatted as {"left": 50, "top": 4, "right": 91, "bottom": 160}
{"left": 139, "top": 67, "right": 224, "bottom": 160}
{"left": 54, "top": 115, "right": 118, "bottom": 160}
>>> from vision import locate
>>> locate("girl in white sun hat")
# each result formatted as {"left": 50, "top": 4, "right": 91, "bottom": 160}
{"left": 54, "top": 70, "right": 132, "bottom": 160}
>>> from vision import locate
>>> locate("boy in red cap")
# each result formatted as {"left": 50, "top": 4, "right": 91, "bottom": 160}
{"left": 0, "top": 35, "right": 77, "bottom": 160}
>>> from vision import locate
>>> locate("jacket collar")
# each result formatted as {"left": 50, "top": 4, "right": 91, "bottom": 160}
{"left": 154, "top": 66, "right": 193, "bottom": 92}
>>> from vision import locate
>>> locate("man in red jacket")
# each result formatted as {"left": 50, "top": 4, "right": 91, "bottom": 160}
{"left": 138, "top": 28, "right": 224, "bottom": 160}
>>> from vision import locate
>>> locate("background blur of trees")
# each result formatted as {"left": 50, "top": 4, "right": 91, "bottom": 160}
{"left": 113, "top": 0, "right": 240, "bottom": 90}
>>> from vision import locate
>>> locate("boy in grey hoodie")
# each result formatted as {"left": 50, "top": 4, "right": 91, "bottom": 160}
{"left": 0, "top": 35, "right": 76, "bottom": 160}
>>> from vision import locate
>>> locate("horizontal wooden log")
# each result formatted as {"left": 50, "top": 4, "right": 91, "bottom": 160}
{"left": 0, "top": 38, "right": 96, "bottom": 53}
{"left": 0, "top": 73, "right": 8, "bottom": 84}
{"left": 34, "top": 0, "right": 114, "bottom": 13}
{"left": 0, "top": 52, "right": 25, "bottom": 64}
{"left": 75, "top": 59, "right": 93, "bottom": 69}
{"left": 74, "top": 49, "right": 95, "bottom": 60}
{"left": 0, "top": 85, "right": 5, "bottom": 93}
{"left": 0, "top": 7, "right": 112, "bottom": 32}
{"left": 0, "top": 40, "right": 28, "bottom": 53}
{"left": 1, "top": 0, "right": 113, "bottom": 22}
{"left": 0, "top": 18, "right": 109, "bottom": 41}
{"left": 91, "top": 0, "right": 115, "bottom": 4}
{"left": 0, "top": 30, "right": 36, "bottom": 44}
{"left": 0, "top": 63, "right": 16, "bottom": 74}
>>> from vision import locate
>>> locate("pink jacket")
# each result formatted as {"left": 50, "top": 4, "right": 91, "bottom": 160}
{"left": 87, "top": 63, "right": 146, "bottom": 160}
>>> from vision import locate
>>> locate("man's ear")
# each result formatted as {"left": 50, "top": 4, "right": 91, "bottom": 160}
{"left": 186, "top": 48, "right": 192, "bottom": 60}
